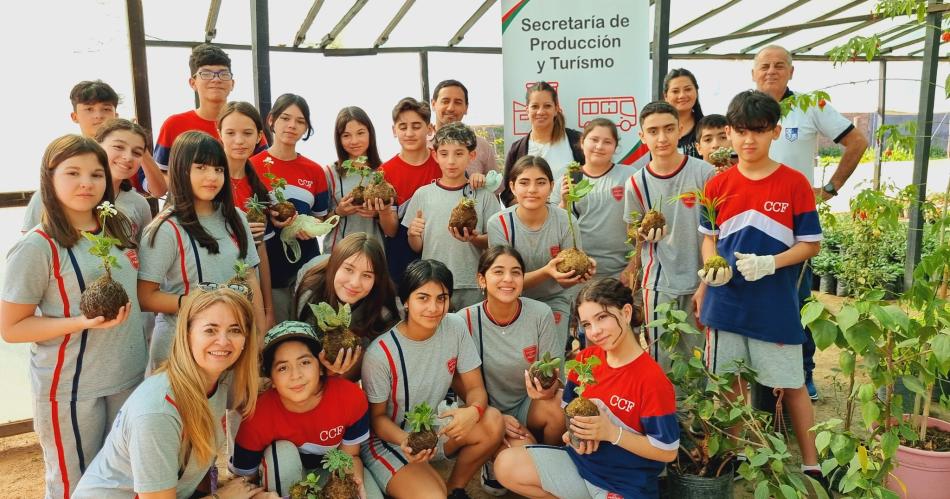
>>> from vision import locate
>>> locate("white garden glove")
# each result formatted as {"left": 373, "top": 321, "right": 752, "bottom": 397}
{"left": 734, "top": 252, "right": 776, "bottom": 282}
{"left": 697, "top": 265, "right": 732, "bottom": 287}
{"left": 640, "top": 225, "right": 668, "bottom": 243}
{"left": 482, "top": 170, "right": 503, "bottom": 193}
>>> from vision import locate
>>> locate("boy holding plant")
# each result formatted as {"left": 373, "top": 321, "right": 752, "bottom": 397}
{"left": 696, "top": 90, "right": 823, "bottom": 482}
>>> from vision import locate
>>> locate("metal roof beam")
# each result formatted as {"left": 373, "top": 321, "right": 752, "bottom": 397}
{"left": 670, "top": 9, "right": 874, "bottom": 49}
{"left": 374, "top": 0, "right": 415, "bottom": 48}
{"left": 204, "top": 0, "right": 222, "bottom": 42}
{"left": 666, "top": 51, "right": 948, "bottom": 62}
{"left": 669, "top": 0, "right": 742, "bottom": 39}
{"left": 879, "top": 36, "right": 925, "bottom": 54}
{"left": 448, "top": 0, "right": 496, "bottom": 47}
{"left": 690, "top": 0, "right": 811, "bottom": 54}
{"left": 320, "top": 0, "right": 369, "bottom": 49}
{"left": 294, "top": 0, "right": 325, "bottom": 47}
{"left": 791, "top": 17, "right": 883, "bottom": 54}
{"left": 739, "top": 0, "right": 869, "bottom": 54}
{"left": 145, "top": 39, "right": 501, "bottom": 55}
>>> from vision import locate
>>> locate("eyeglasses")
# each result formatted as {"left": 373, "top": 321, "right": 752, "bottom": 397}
{"left": 197, "top": 282, "right": 249, "bottom": 295}
{"left": 194, "top": 70, "right": 233, "bottom": 81}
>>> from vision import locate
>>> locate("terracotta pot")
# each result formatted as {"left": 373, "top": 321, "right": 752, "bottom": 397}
{"left": 887, "top": 416, "right": 950, "bottom": 499}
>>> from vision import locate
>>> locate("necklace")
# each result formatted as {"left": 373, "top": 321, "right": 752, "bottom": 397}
{"left": 484, "top": 300, "right": 520, "bottom": 335}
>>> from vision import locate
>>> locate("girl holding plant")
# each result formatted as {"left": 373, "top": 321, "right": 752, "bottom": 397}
{"left": 218, "top": 100, "right": 276, "bottom": 330}
{"left": 138, "top": 131, "right": 264, "bottom": 368}
{"left": 230, "top": 320, "right": 382, "bottom": 499}
{"left": 561, "top": 118, "right": 638, "bottom": 280}
{"left": 324, "top": 106, "right": 386, "bottom": 251}
{"left": 294, "top": 232, "right": 399, "bottom": 379}
{"left": 360, "top": 259, "right": 504, "bottom": 499}
{"left": 494, "top": 277, "right": 679, "bottom": 499}
{"left": 487, "top": 155, "right": 594, "bottom": 349}
{"left": 1, "top": 135, "right": 142, "bottom": 499}
{"left": 459, "top": 245, "right": 566, "bottom": 443}
{"left": 74, "top": 287, "right": 263, "bottom": 499}
{"left": 21, "top": 119, "right": 154, "bottom": 239}
{"left": 251, "top": 93, "right": 330, "bottom": 323}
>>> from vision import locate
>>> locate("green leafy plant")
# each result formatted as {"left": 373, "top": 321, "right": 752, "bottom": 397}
{"left": 310, "top": 302, "right": 352, "bottom": 331}
{"left": 405, "top": 402, "right": 436, "bottom": 433}
{"left": 78, "top": 202, "right": 130, "bottom": 321}
{"left": 528, "top": 352, "right": 562, "bottom": 389}
{"left": 308, "top": 302, "right": 359, "bottom": 363}
{"left": 289, "top": 471, "right": 320, "bottom": 499}
{"left": 556, "top": 161, "right": 594, "bottom": 276}
{"left": 676, "top": 190, "right": 729, "bottom": 273}
{"left": 322, "top": 448, "right": 354, "bottom": 479}
{"left": 780, "top": 90, "right": 831, "bottom": 118}
{"left": 565, "top": 355, "right": 600, "bottom": 398}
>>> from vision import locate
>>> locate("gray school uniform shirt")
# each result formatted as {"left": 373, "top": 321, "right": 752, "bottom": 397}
{"left": 401, "top": 181, "right": 500, "bottom": 290}
{"left": 624, "top": 157, "right": 715, "bottom": 295}
{"left": 139, "top": 206, "right": 259, "bottom": 318}
{"left": 486, "top": 205, "right": 576, "bottom": 302}
{"left": 73, "top": 372, "right": 230, "bottom": 498}
{"left": 323, "top": 164, "right": 385, "bottom": 252}
{"left": 572, "top": 163, "right": 638, "bottom": 278}
{"left": 2, "top": 229, "right": 146, "bottom": 401}
{"left": 457, "top": 298, "right": 559, "bottom": 414}
{"left": 362, "top": 314, "right": 481, "bottom": 429}
{"left": 21, "top": 189, "right": 153, "bottom": 240}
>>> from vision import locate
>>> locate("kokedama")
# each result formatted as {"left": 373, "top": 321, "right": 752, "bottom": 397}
{"left": 555, "top": 161, "right": 594, "bottom": 277}
{"left": 404, "top": 402, "right": 439, "bottom": 454}
{"left": 265, "top": 172, "right": 297, "bottom": 222}
{"left": 448, "top": 197, "right": 477, "bottom": 234}
{"left": 362, "top": 171, "right": 396, "bottom": 206}
{"left": 341, "top": 156, "right": 370, "bottom": 205}
{"left": 321, "top": 448, "right": 359, "bottom": 499}
{"left": 564, "top": 355, "right": 602, "bottom": 447}
{"left": 309, "top": 302, "right": 360, "bottom": 364}
{"left": 528, "top": 352, "right": 561, "bottom": 389}
{"left": 79, "top": 201, "right": 129, "bottom": 321}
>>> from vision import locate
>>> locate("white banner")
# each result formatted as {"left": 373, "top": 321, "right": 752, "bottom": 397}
{"left": 501, "top": 0, "right": 651, "bottom": 164}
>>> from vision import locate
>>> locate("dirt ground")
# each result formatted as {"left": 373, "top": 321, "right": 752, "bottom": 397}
{"left": 0, "top": 294, "right": 944, "bottom": 498}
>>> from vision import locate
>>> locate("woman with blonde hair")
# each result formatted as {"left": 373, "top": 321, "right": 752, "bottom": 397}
{"left": 75, "top": 287, "right": 265, "bottom": 499}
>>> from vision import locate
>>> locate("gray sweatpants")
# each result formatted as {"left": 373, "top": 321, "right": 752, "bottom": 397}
{"left": 262, "top": 440, "right": 383, "bottom": 499}
{"left": 34, "top": 387, "right": 134, "bottom": 499}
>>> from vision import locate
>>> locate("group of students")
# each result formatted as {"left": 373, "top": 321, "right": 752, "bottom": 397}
{"left": 0, "top": 40, "right": 827, "bottom": 499}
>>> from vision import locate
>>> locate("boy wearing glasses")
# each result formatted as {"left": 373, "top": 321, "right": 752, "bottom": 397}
{"left": 154, "top": 43, "right": 266, "bottom": 175}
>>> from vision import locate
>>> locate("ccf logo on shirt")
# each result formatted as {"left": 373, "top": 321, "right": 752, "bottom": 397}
{"left": 298, "top": 179, "right": 313, "bottom": 188}
{"left": 447, "top": 357, "right": 458, "bottom": 375}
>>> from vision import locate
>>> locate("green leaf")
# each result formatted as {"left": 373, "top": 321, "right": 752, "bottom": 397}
{"left": 839, "top": 350, "right": 856, "bottom": 376}
{"left": 801, "top": 300, "right": 824, "bottom": 327}
{"left": 862, "top": 400, "right": 881, "bottom": 429}
{"left": 880, "top": 430, "right": 899, "bottom": 458}
{"left": 816, "top": 431, "right": 832, "bottom": 453}
{"left": 749, "top": 450, "right": 769, "bottom": 467}
{"left": 810, "top": 319, "right": 838, "bottom": 350}
{"left": 779, "top": 484, "right": 798, "bottom": 499}
{"left": 836, "top": 305, "right": 860, "bottom": 332}
{"left": 902, "top": 375, "right": 926, "bottom": 395}
{"left": 754, "top": 481, "right": 770, "bottom": 499}
{"left": 831, "top": 433, "right": 856, "bottom": 465}
{"left": 857, "top": 383, "right": 875, "bottom": 402}
{"left": 932, "top": 333, "right": 950, "bottom": 366}
{"left": 844, "top": 319, "right": 877, "bottom": 352}
{"left": 821, "top": 458, "right": 838, "bottom": 477}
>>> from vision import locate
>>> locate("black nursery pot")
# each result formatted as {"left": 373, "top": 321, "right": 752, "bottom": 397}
{"left": 819, "top": 274, "right": 837, "bottom": 295}
{"left": 667, "top": 465, "right": 734, "bottom": 499}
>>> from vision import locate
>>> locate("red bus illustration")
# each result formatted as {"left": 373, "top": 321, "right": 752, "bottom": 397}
{"left": 578, "top": 96, "right": 637, "bottom": 131}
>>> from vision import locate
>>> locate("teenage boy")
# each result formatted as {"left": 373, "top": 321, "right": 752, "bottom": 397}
{"left": 405, "top": 122, "right": 500, "bottom": 311}
{"left": 694, "top": 114, "right": 737, "bottom": 173}
{"left": 377, "top": 98, "right": 442, "bottom": 283}
{"left": 696, "top": 90, "right": 823, "bottom": 484}
{"left": 69, "top": 80, "right": 167, "bottom": 198}
{"left": 153, "top": 44, "right": 266, "bottom": 175}
{"left": 623, "top": 101, "right": 714, "bottom": 373}
{"left": 430, "top": 79, "right": 498, "bottom": 176}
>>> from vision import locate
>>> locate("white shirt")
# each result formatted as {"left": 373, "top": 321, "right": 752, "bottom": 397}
{"left": 529, "top": 137, "right": 575, "bottom": 205}
{"left": 770, "top": 90, "right": 854, "bottom": 186}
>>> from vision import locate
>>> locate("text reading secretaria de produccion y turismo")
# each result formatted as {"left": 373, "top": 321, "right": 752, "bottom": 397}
{"left": 521, "top": 14, "right": 631, "bottom": 73}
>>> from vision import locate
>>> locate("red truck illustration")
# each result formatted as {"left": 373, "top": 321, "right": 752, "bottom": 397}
{"left": 578, "top": 96, "right": 637, "bottom": 131}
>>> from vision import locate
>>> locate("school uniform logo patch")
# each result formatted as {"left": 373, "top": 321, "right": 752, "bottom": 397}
{"left": 447, "top": 357, "right": 458, "bottom": 375}
{"left": 549, "top": 245, "right": 561, "bottom": 258}
{"left": 298, "top": 179, "right": 314, "bottom": 188}
{"left": 680, "top": 192, "right": 696, "bottom": 208}
{"left": 785, "top": 127, "right": 799, "bottom": 142}
{"left": 522, "top": 345, "right": 538, "bottom": 363}
{"left": 611, "top": 186, "right": 624, "bottom": 201}
{"left": 606, "top": 493, "right": 624, "bottom": 499}
{"left": 553, "top": 312, "right": 562, "bottom": 324}
{"left": 125, "top": 250, "right": 140, "bottom": 270}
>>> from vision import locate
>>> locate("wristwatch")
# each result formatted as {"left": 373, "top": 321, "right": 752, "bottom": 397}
{"left": 822, "top": 182, "right": 838, "bottom": 197}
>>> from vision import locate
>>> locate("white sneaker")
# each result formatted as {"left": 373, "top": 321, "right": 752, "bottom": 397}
{"left": 480, "top": 461, "right": 507, "bottom": 496}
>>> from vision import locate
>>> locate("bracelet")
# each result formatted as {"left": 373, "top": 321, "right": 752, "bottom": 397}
{"left": 177, "top": 294, "right": 185, "bottom": 308}
{"left": 472, "top": 404, "right": 485, "bottom": 421}
{"left": 613, "top": 427, "right": 623, "bottom": 446}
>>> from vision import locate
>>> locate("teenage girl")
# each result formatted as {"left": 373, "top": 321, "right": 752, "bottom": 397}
{"left": 138, "top": 131, "right": 264, "bottom": 368}
{"left": 294, "top": 232, "right": 399, "bottom": 379}
{"left": 1, "top": 135, "right": 143, "bottom": 499}
{"left": 218, "top": 101, "right": 276, "bottom": 330}
{"left": 251, "top": 93, "right": 330, "bottom": 323}
{"left": 560, "top": 118, "right": 637, "bottom": 280}
{"left": 230, "top": 320, "right": 383, "bottom": 499}
{"left": 494, "top": 278, "right": 679, "bottom": 499}
{"left": 323, "top": 106, "right": 386, "bottom": 251}
{"left": 360, "top": 260, "right": 504, "bottom": 499}
{"left": 487, "top": 155, "right": 594, "bottom": 349}
{"left": 501, "top": 81, "right": 584, "bottom": 207}
{"left": 74, "top": 287, "right": 263, "bottom": 499}
{"left": 22, "top": 119, "right": 153, "bottom": 239}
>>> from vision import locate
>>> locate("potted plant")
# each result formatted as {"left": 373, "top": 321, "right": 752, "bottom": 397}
{"left": 650, "top": 303, "right": 827, "bottom": 498}
{"left": 79, "top": 201, "right": 129, "bottom": 321}
{"left": 321, "top": 448, "right": 360, "bottom": 499}
{"left": 404, "top": 402, "right": 438, "bottom": 455}
{"left": 556, "top": 161, "right": 594, "bottom": 277}
{"left": 308, "top": 302, "right": 360, "bottom": 364}
{"left": 564, "top": 355, "right": 601, "bottom": 447}
{"left": 289, "top": 471, "right": 320, "bottom": 499}
{"left": 341, "top": 155, "right": 370, "bottom": 205}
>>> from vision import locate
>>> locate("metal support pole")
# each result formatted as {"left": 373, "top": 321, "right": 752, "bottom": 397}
{"left": 904, "top": 0, "right": 942, "bottom": 289}
{"left": 251, "top": 0, "right": 272, "bottom": 127}
{"left": 873, "top": 61, "right": 886, "bottom": 190}
{"left": 125, "top": 0, "right": 152, "bottom": 134}
{"left": 419, "top": 51, "right": 430, "bottom": 102}
{"left": 652, "top": 0, "right": 670, "bottom": 100}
